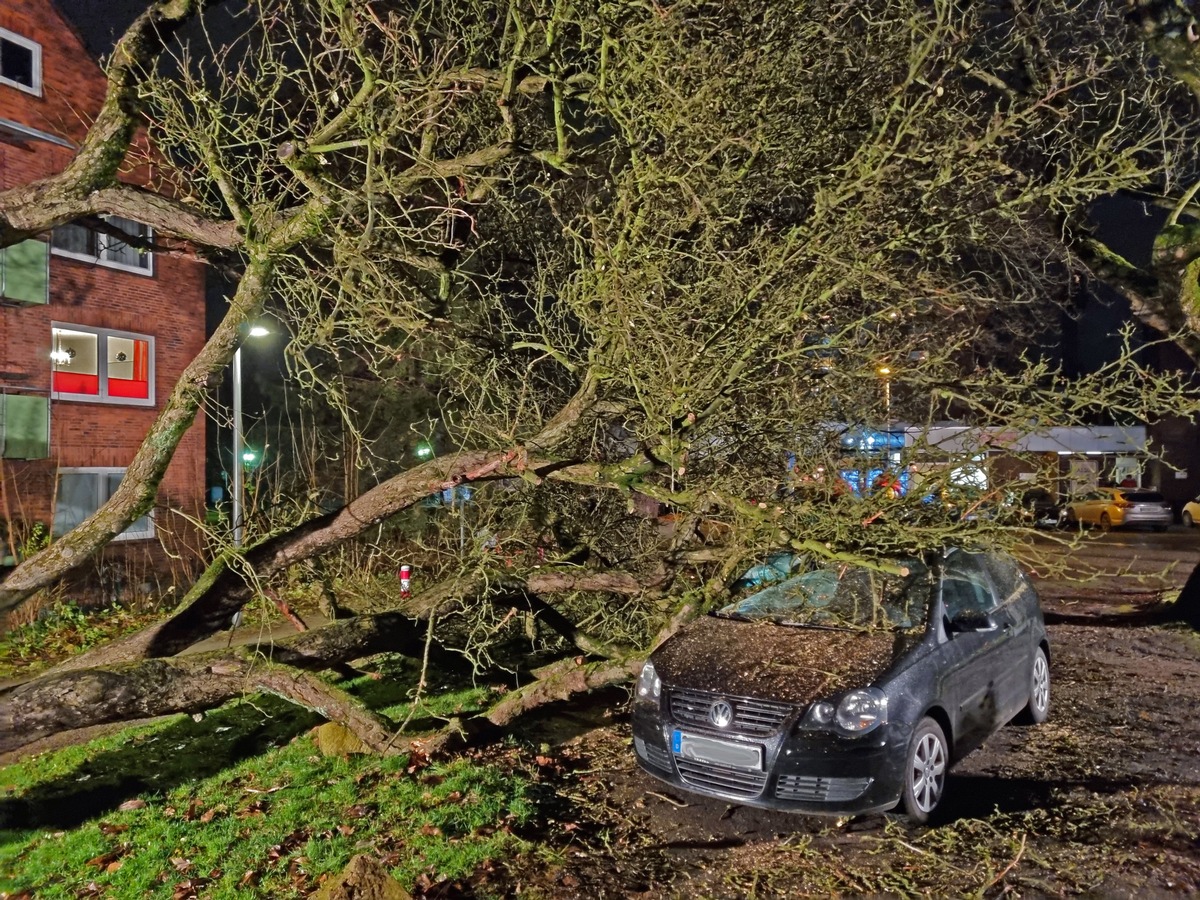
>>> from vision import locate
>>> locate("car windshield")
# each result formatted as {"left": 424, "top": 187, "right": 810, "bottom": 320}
{"left": 715, "top": 559, "right": 933, "bottom": 631}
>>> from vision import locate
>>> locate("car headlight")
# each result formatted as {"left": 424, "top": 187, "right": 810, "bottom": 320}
{"left": 636, "top": 661, "right": 661, "bottom": 703}
{"left": 799, "top": 687, "right": 887, "bottom": 737}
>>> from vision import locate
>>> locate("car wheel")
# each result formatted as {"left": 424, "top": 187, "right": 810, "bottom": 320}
{"left": 902, "top": 717, "right": 948, "bottom": 824}
{"left": 1184, "top": 511, "right": 1194, "bottom": 528}
{"left": 1017, "top": 645, "right": 1050, "bottom": 725}
{"left": 1099, "top": 512, "right": 1112, "bottom": 533}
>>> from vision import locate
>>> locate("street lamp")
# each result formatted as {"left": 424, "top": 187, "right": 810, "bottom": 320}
{"left": 876, "top": 365, "right": 891, "bottom": 428}
{"left": 232, "top": 325, "right": 270, "bottom": 547}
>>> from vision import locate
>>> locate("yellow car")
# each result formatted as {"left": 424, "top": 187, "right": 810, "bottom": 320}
{"left": 1183, "top": 496, "right": 1200, "bottom": 529}
{"left": 1062, "top": 487, "right": 1173, "bottom": 532}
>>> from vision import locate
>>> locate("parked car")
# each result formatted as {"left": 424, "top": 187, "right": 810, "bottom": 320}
{"left": 1061, "top": 487, "right": 1173, "bottom": 532}
{"left": 1183, "top": 496, "right": 1200, "bottom": 528}
{"left": 1018, "top": 488, "right": 1061, "bottom": 528}
{"left": 632, "top": 549, "right": 1050, "bottom": 822}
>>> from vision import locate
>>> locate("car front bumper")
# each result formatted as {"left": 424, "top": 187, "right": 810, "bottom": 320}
{"left": 631, "top": 707, "right": 910, "bottom": 815}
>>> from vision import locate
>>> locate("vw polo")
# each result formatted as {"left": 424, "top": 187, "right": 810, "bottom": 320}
{"left": 632, "top": 548, "right": 1050, "bottom": 822}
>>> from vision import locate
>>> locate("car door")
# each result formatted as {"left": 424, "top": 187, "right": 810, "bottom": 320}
{"left": 976, "top": 552, "right": 1037, "bottom": 720}
{"left": 1074, "top": 490, "right": 1102, "bottom": 525}
{"left": 938, "top": 552, "right": 1021, "bottom": 753}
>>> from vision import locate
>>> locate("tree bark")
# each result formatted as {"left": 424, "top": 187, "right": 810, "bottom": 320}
{"left": 0, "top": 611, "right": 438, "bottom": 755}
{"left": 412, "top": 655, "right": 642, "bottom": 755}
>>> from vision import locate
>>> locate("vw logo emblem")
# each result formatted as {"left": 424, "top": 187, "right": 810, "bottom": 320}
{"left": 709, "top": 699, "right": 734, "bottom": 728}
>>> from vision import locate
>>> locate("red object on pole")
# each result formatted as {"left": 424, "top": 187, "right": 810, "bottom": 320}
{"left": 399, "top": 565, "right": 412, "bottom": 598}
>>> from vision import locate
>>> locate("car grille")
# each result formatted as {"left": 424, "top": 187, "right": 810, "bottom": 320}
{"left": 669, "top": 689, "right": 794, "bottom": 736}
{"left": 775, "top": 774, "right": 873, "bottom": 803}
{"left": 634, "top": 736, "right": 673, "bottom": 772}
{"left": 676, "top": 757, "right": 768, "bottom": 798}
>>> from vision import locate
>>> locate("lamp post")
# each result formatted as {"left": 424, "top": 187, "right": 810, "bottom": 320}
{"left": 231, "top": 325, "right": 269, "bottom": 547}
{"left": 877, "top": 365, "right": 891, "bottom": 429}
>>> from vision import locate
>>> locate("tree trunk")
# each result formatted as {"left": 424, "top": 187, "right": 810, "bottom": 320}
{"left": 1168, "top": 560, "right": 1200, "bottom": 630}
{"left": 0, "top": 611, "right": 439, "bottom": 755}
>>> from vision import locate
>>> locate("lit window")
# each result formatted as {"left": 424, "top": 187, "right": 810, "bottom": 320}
{"left": 51, "top": 216, "right": 153, "bottom": 274}
{"left": 51, "top": 324, "right": 154, "bottom": 406}
{"left": 54, "top": 468, "right": 154, "bottom": 540}
{"left": 0, "top": 28, "right": 41, "bottom": 95}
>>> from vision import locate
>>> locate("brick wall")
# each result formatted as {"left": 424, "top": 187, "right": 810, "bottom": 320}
{"left": 0, "top": 0, "right": 105, "bottom": 146}
{"left": 1, "top": 0, "right": 208, "bottom": 583}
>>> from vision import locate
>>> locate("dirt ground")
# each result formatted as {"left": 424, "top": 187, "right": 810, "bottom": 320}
{"left": 496, "top": 536, "right": 1200, "bottom": 899}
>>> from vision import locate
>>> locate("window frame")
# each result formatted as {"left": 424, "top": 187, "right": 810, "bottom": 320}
{"left": 54, "top": 466, "right": 155, "bottom": 541}
{"left": 50, "top": 216, "right": 155, "bottom": 276}
{"left": 51, "top": 322, "right": 156, "bottom": 407}
{"left": 0, "top": 27, "right": 41, "bottom": 96}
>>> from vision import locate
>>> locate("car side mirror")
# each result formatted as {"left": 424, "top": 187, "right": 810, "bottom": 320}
{"left": 948, "top": 611, "right": 996, "bottom": 633}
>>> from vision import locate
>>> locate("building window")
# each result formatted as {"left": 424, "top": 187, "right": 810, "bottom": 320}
{"left": 0, "top": 28, "right": 40, "bottom": 95}
{"left": 51, "top": 216, "right": 154, "bottom": 275}
{"left": 51, "top": 324, "right": 155, "bottom": 406}
{"left": 54, "top": 468, "right": 154, "bottom": 540}
{"left": 0, "top": 239, "right": 49, "bottom": 305}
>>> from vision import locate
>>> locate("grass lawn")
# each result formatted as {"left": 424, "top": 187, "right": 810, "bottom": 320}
{"left": 0, "top": 657, "right": 535, "bottom": 898}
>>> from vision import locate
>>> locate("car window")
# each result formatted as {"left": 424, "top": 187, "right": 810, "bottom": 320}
{"left": 941, "top": 573, "right": 995, "bottom": 620}
{"left": 941, "top": 551, "right": 999, "bottom": 619}
{"left": 1123, "top": 491, "right": 1165, "bottom": 503}
{"left": 977, "top": 552, "right": 1032, "bottom": 610}
{"left": 715, "top": 559, "right": 933, "bottom": 631}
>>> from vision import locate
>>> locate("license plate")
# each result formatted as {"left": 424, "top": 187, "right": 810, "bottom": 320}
{"left": 672, "top": 730, "right": 763, "bottom": 770}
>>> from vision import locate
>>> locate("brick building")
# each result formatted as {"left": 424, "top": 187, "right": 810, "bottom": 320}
{"left": 0, "top": 0, "right": 206, "bottom": 592}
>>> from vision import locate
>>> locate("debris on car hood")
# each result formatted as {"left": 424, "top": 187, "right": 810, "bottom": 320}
{"left": 651, "top": 615, "right": 901, "bottom": 705}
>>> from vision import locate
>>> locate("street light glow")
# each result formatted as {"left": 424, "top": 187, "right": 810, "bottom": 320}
{"left": 248, "top": 325, "right": 270, "bottom": 337}
{"left": 877, "top": 366, "right": 891, "bottom": 376}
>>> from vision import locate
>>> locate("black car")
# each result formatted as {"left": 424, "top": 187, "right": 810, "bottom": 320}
{"left": 632, "top": 548, "right": 1050, "bottom": 822}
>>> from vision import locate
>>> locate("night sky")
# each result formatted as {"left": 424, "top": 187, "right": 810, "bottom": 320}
{"left": 55, "top": 1, "right": 143, "bottom": 57}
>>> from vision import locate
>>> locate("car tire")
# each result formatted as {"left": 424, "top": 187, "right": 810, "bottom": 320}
{"left": 1099, "top": 513, "right": 1112, "bottom": 533}
{"left": 1016, "top": 645, "right": 1050, "bottom": 725}
{"left": 902, "top": 717, "right": 948, "bottom": 825}
{"left": 1184, "top": 511, "right": 1194, "bottom": 528}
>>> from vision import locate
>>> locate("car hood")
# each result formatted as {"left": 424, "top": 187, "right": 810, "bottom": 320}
{"left": 651, "top": 615, "right": 906, "bottom": 705}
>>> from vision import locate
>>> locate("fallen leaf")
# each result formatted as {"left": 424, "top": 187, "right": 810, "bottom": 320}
{"left": 118, "top": 799, "right": 147, "bottom": 812}
{"left": 421, "top": 824, "right": 443, "bottom": 837}
{"left": 172, "top": 878, "right": 208, "bottom": 900}
{"left": 86, "top": 847, "right": 127, "bottom": 868}
{"left": 98, "top": 822, "right": 129, "bottom": 835}
{"left": 171, "top": 858, "right": 193, "bottom": 874}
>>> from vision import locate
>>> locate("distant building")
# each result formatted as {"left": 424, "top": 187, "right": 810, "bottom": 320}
{"left": 0, "top": 0, "right": 206, "bottom": 594}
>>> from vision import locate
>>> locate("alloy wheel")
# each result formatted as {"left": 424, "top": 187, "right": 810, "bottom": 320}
{"left": 1030, "top": 651, "right": 1049, "bottom": 718}
{"left": 908, "top": 725, "right": 947, "bottom": 816}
